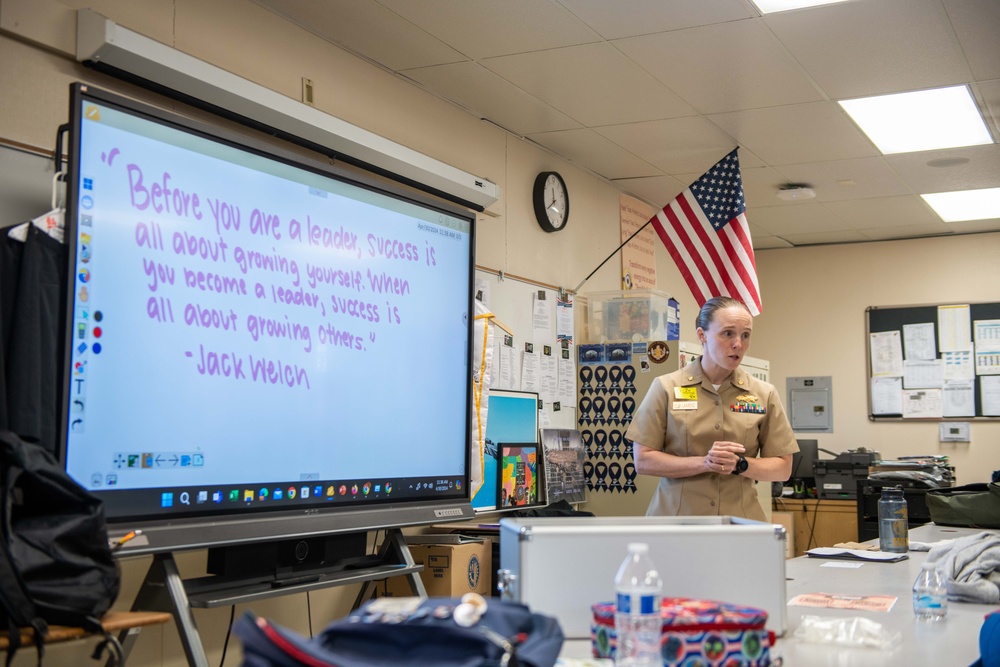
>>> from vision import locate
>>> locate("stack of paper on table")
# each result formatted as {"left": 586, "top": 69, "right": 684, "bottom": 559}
{"left": 806, "top": 547, "right": 908, "bottom": 562}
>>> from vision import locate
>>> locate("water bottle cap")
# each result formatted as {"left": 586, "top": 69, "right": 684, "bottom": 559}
{"left": 627, "top": 542, "right": 649, "bottom": 554}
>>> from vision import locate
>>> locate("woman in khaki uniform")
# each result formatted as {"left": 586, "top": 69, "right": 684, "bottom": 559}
{"left": 624, "top": 296, "right": 798, "bottom": 521}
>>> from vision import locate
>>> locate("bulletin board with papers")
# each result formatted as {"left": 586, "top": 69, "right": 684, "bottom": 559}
{"left": 473, "top": 267, "right": 577, "bottom": 431}
{"left": 469, "top": 268, "right": 577, "bottom": 511}
{"left": 866, "top": 302, "right": 1000, "bottom": 420}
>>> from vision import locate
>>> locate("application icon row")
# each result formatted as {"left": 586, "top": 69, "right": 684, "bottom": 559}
{"left": 159, "top": 481, "right": 397, "bottom": 508}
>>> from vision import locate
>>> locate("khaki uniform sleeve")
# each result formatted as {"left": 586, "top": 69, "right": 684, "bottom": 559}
{"left": 624, "top": 376, "right": 670, "bottom": 451}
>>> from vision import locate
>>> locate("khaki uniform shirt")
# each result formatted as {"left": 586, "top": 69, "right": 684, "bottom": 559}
{"left": 624, "top": 359, "right": 798, "bottom": 520}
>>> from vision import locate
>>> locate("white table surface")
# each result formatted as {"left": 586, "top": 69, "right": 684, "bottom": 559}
{"left": 558, "top": 524, "right": 996, "bottom": 666}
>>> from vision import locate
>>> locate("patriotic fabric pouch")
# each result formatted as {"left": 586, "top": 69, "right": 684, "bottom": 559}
{"left": 591, "top": 597, "right": 776, "bottom": 666}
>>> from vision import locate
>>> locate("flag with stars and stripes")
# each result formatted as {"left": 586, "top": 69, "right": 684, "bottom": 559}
{"left": 650, "top": 148, "right": 761, "bottom": 315}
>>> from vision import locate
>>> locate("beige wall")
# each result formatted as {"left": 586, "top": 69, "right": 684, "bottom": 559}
{"left": 752, "top": 233, "right": 1000, "bottom": 486}
{"left": 1, "top": 0, "right": 998, "bottom": 664}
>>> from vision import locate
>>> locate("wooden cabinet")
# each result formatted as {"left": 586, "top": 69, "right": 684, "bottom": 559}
{"left": 772, "top": 498, "right": 858, "bottom": 558}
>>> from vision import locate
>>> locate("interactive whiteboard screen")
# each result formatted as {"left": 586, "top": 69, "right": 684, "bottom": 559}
{"left": 60, "top": 83, "right": 475, "bottom": 552}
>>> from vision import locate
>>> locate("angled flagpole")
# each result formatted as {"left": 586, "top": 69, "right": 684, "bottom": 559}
{"left": 572, "top": 218, "right": 654, "bottom": 293}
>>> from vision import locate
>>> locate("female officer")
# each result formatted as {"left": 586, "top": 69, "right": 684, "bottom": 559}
{"left": 624, "top": 296, "right": 797, "bottom": 520}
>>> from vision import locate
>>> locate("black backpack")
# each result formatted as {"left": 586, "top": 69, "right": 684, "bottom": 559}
{"left": 0, "top": 430, "right": 122, "bottom": 665}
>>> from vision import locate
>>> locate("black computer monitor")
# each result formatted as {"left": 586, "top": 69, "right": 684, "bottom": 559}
{"left": 789, "top": 439, "right": 819, "bottom": 483}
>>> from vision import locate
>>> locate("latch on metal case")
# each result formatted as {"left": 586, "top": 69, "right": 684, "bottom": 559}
{"left": 496, "top": 569, "right": 517, "bottom": 600}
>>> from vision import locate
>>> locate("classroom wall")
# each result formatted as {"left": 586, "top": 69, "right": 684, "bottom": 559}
{"left": 1, "top": 1, "right": 997, "bottom": 664}
{"left": 751, "top": 232, "right": 1000, "bottom": 487}
{"left": 0, "top": 1, "right": 630, "bottom": 665}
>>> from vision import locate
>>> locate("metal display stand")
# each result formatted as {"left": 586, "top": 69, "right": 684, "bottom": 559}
{"left": 113, "top": 529, "right": 424, "bottom": 667}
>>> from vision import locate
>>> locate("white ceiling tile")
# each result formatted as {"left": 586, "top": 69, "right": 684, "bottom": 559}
{"left": 708, "top": 101, "right": 879, "bottom": 165}
{"left": 528, "top": 128, "right": 660, "bottom": 179}
{"left": 376, "top": 0, "right": 600, "bottom": 59}
{"left": 773, "top": 157, "right": 911, "bottom": 201}
{"left": 594, "top": 117, "right": 739, "bottom": 175}
{"left": 747, "top": 202, "right": 850, "bottom": 236}
{"left": 942, "top": 0, "right": 1000, "bottom": 81}
{"left": 558, "top": 0, "right": 755, "bottom": 40}
{"left": 980, "top": 80, "right": 1000, "bottom": 138}
{"left": 403, "top": 62, "right": 582, "bottom": 135}
{"left": 764, "top": 0, "right": 973, "bottom": 99}
{"left": 483, "top": 43, "right": 696, "bottom": 126}
{"left": 825, "top": 196, "right": 942, "bottom": 229}
{"left": 615, "top": 19, "right": 823, "bottom": 114}
{"left": 252, "top": 0, "right": 1000, "bottom": 250}
{"left": 741, "top": 165, "right": 796, "bottom": 208}
{"left": 255, "top": 0, "right": 466, "bottom": 70}
{"left": 886, "top": 144, "right": 1000, "bottom": 194}
{"left": 612, "top": 175, "right": 687, "bottom": 209}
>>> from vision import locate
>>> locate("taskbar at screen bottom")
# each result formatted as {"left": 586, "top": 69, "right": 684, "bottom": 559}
{"left": 96, "top": 475, "right": 467, "bottom": 519}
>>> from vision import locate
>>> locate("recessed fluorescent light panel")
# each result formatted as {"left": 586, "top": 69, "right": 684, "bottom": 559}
{"left": 921, "top": 188, "right": 1000, "bottom": 222}
{"left": 840, "top": 86, "right": 993, "bottom": 154}
{"left": 752, "top": 0, "right": 850, "bottom": 13}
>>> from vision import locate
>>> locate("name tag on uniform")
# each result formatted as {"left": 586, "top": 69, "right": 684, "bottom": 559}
{"left": 672, "top": 400, "right": 697, "bottom": 411}
{"left": 674, "top": 386, "right": 697, "bottom": 400}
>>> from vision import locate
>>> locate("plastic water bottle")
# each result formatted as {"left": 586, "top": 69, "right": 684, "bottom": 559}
{"left": 878, "top": 486, "right": 908, "bottom": 553}
{"left": 614, "top": 542, "right": 662, "bottom": 666}
{"left": 913, "top": 561, "right": 948, "bottom": 621}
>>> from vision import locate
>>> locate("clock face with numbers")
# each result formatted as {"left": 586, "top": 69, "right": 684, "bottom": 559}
{"left": 532, "top": 171, "right": 569, "bottom": 233}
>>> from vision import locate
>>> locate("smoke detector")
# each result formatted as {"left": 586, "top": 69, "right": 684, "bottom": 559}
{"left": 776, "top": 183, "right": 816, "bottom": 201}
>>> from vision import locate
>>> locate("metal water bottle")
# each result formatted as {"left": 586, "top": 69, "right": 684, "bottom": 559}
{"left": 878, "top": 485, "right": 908, "bottom": 553}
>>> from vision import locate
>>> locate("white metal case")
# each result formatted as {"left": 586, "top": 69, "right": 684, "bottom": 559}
{"left": 498, "top": 516, "right": 788, "bottom": 640}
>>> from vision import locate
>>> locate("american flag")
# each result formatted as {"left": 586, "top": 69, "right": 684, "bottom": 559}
{"left": 650, "top": 148, "right": 761, "bottom": 316}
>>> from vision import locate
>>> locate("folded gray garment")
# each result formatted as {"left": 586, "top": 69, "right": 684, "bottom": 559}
{"left": 909, "top": 537, "right": 957, "bottom": 552}
{"left": 925, "top": 531, "right": 1000, "bottom": 603}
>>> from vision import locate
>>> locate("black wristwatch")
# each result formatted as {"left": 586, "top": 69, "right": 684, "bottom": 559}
{"left": 731, "top": 455, "right": 748, "bottom": 475}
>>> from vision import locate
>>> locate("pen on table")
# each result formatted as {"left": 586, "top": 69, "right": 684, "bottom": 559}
{"left": 113, "top": 529, "right": 141, "bottom": 550}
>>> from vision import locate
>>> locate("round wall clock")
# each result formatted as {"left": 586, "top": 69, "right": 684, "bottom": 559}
{"left": 532, "top": 171, "right": 569, "bottom": 232}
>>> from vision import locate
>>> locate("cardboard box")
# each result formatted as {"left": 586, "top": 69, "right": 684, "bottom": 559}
{"left": 384, "top": 536, "right": 492, "bottom": 598}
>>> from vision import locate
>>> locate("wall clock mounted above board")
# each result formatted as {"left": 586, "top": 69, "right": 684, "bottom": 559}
{"left": 533, "top": 171, "right": 569, "bottom": 233}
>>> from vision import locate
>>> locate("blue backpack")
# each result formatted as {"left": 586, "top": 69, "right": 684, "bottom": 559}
{"left": 236, "top": 596, "right": 564, "bottom": 667}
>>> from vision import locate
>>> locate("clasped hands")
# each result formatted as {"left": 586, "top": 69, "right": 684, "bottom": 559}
{"left": 704, "top": 441, "right": 745, "bottom": 475}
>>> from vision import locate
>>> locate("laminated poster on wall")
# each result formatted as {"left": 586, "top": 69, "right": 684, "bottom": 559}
{"left": 539, "top": 428, "right": 586, "bottom": 505}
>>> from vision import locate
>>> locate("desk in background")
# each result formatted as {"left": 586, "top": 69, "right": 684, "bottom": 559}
{"left": 772, "top": 498, "right": 858, "bottom": 557}
{"left": 559, "top": 524, "right": 995, "bottom": 666}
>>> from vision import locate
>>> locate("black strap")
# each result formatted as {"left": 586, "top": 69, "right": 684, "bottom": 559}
{"left": 4, "top": 616, "right": 19, "bottom": 667}
{"left": 91, "top": 628, "right": 124, "bottom": 667}
{"left": 30, "top": 618, "right": 46, "bottom": 667}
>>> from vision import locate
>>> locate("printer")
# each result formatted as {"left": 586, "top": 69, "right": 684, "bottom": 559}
{"left": 814, "top": 448, "right": 881, "bottom": 500}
